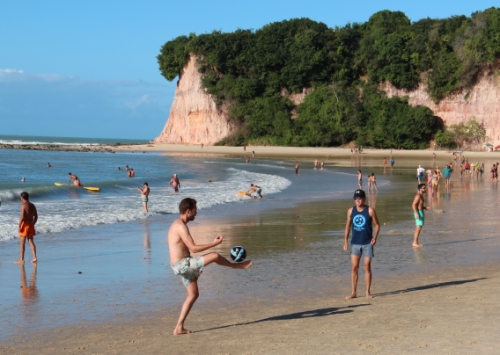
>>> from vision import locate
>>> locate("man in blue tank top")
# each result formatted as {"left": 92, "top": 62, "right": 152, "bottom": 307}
{"left": 343, "top": 189, "right": 380, "bottom": 299}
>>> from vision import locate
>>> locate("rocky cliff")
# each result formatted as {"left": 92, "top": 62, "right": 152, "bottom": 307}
{"left": 383, "top": 69, "right": 500, "bottom": 145}
{"left": 154, "top": 56, "right": 237, "bottom": 145}
{"left": 157, "top": 55, "right": 500, "bottom": 146}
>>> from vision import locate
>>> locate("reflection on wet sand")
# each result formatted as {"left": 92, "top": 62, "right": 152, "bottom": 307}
{"left": 141, "top": 219, "right": 151, "bottom": 264}
{"left": 20, "top": 264, "right": 39, "bottom": 323}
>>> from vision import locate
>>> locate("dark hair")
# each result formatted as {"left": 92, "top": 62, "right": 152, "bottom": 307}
{"left": 179, "top": 198, "right": 197, "bottom": 214}
{"left": 418, "top": 183, "right": 426, "bottom": 190}
{"left": 250, "top": 184, "right": 254, "bottom": 186}
{"left": 143, "top": 182, "right": 148, "bottom": 186}
{"left": 68, "top": 172, "right": 72, "bottom": 175}
{"left": 20, "top": 191, "right": 29, "bottom": 200}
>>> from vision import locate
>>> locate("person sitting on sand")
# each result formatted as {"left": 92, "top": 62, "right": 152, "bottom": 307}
{"left": 343, "top": 189, "right": 380, "bottom": 299}
{"left": 168, "top": 198, "right": 252, "bottom": 335}
{"left": 15, "top": 192, "right": 38, "bottom": 264}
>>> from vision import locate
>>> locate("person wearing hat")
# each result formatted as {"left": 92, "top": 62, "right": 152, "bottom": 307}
{"left": 343, "top": 189, "right": 380, "bottom": 299}
{"left": 169, "top": 174, "right": 181, "bottom": 193}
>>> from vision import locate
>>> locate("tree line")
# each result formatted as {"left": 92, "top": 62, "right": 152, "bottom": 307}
{"left": 157, "top": 8, "right": 500, "bottom": 148}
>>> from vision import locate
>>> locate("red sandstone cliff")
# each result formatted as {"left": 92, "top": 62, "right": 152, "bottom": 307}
{"left": 383, "top": 70, "right": 500, "bottom": 145}
{"left": 154, "top": 56, "right": 237, "bottom": 145}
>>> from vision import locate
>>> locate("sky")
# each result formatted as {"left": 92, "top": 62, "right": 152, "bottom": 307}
{"left": 0, "top": 1, "right": 497, "bottom": 140}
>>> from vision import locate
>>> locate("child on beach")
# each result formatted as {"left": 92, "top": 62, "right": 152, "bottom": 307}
{"left": 168, "top": 198, "right": 252, "bottom": 335}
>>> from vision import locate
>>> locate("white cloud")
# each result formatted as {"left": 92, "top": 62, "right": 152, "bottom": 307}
{"left": 0, "top": 68, "right": 24, "bottom": 73}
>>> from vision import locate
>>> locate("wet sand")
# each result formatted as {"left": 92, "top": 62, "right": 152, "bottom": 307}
{"left": 2, "top": 154, "right": 500, "bottom": 354}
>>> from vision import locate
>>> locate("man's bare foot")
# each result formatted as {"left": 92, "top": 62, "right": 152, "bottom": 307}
{"left": 14, "top": 260, "right": 24, "bottom": 264}
{"left": 31, "top": 258, "right": 37, "bottom": 263}
{"left": 366, "top": 293, "right": 373, "bottom": 299}
{"left": 233, "top": 260, "right": 252, "bottom": 269}
{"left": 412, "top": 243, "right": 424, "bottom": 248}
{"left": 173, "top": 327, "right": 193, "bottom": 335}
{"left": 345, "top": 293, "right": 357, "bottom": 300}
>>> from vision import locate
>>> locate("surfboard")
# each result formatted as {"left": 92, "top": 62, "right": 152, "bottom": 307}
{"left": 54, "top": 182, "right": 100, "bottom": 192}
{"left": 237, "top": 191, "right": 247, "bottom": 197}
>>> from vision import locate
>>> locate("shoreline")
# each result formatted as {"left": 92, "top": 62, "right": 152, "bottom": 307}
{"left": 3, "top": 141, "right": 500, "bottom": 159}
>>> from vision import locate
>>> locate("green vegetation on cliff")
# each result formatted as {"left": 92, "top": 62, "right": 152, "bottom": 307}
{"left": 157, "top": 8, "right": 500, "bottom": 147}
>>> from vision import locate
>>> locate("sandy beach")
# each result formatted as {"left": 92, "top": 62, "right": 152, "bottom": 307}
{"left": 2, "top": 262, "right": 499, "bottom": 355}
{"left": 2, "top": 145, "right": 500, "bottom": 354}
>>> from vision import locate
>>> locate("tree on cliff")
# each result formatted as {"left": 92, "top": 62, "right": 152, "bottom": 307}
{"left": 157, "top": 8, "right": 500, "bottom": 148}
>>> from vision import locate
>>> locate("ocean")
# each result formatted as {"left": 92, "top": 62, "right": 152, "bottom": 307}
{"left": 2, "top": 136, "right": 500, "bottom": 339}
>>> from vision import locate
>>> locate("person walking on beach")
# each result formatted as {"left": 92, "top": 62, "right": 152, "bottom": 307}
{"left": 371, "top": 173, "right": 378, "bottom": 192}
{"left": 295, "top": 162, "right": 299, "bottom": 175}
{"left": 417, "top": 165, "right": 425, "bottom": 184}
{"left": 168, "top": 198, "right": 252, "bottom": 335}
{"left": 412, "top": 183, "right": 431, "bottom": 247}
{"left": 390, "top": 157, "right": 395, "bottom": 169}
{"left": 343, "top": 189, "right": 380, "bottom": 299}
{"left": 137, "top": 182, "right": 150, "bottom": 212}
{"left": 383, "top": 158, "right": 387, "bottom": 169}
{"left": 15, "top": 192, "right": 38, "bottom": 264}
{"left": 170, "top": 174, "right": 181, "bottom": 193}
{"left": 443, "top": 164, "right": 453, "bottom": 189}
{"left": 357, "top": 170, "right": 363, "bottom": 189}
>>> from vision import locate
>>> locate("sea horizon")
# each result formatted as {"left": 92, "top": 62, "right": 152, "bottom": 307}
{"left": 0, "top": 134, "right": 152, "bottom": 146}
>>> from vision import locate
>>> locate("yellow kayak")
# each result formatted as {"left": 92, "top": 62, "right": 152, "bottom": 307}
{"left": 54, "top": 182, "right": 100, "bottom": 192}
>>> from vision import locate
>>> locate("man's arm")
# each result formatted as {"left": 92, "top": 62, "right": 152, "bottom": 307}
{"left": 19, "top": 205, "right": 26, "bottom": 229}
{"left": 179, "top": 225, "right": 223, "bottom": 254}
{"left": 369, "top": 207, "right": 380, "bottom": 245}
{"left": 33, "top": 205, "right": 38, "bottom": 224}
{"left": 411, "top": 194, "right": 420, "bottom": 217}
{"left": 343, "top": 208, "right": 353, "bottom": 251}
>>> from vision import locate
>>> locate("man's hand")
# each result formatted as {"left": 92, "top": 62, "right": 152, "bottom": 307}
{"left": 426, "top": 207, "right": 431, "bottom": 211}
{"left": 343, "top": 241, "right": 348, "bottom": 251}
{"left": 371, "top": 237, "right": 377, "bottom": 246}
{"left": 213, "top": 235, "right": 223, "bottom": 246}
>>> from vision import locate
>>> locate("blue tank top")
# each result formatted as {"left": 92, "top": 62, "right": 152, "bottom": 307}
{"left": 350, "top": 205, "right": 373, "bottom": 245}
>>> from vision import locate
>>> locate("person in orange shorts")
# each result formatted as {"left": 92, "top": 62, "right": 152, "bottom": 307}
{"left": 15, "top": 191, "right": 38, "bottom": 264}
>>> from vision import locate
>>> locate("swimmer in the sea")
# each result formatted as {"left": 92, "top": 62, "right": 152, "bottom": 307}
{"left": 170, "top": 174, "right": 181, "bottom": 193}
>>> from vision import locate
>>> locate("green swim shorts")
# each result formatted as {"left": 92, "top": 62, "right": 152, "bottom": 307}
{"left": 415, "top": 210, "right": 425, "bottom": 227}
{"left": 171, "top": 256, "right": 204, "bottom": 286}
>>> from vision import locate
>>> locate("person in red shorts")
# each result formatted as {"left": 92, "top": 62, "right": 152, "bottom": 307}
{"left": 15, "top": 191, "right": 38, "bottom": 264}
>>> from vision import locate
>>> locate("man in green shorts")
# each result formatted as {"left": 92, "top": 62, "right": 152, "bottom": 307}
{"left": 168, "top": 198, "right": 252, "bottom": 335}
{"left": 137, "top": 182, "right": 150, "bottom": 212}
{"left": 412, "top": 183, "right": 431, "bottom": 247}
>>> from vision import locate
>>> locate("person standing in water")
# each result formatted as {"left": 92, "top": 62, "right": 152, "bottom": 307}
{"left": 343, "top": 189, "right": 380, "bottom": 299}
{"left": 170, "top": 174, "right": 181, "bottom": 193}
{"left": 168, "top": 198, "right": 252, "bottom": 335}
{"left": 357, "top": 170, "right": 363, "bottom": 189}
{"left": 137, "top": 182, "right": 150, "bottom": 212}
{"left": 15, "top": 192, "right": 38, "bottom": 264}
{"left": 412, "top": 183, "right": 431, "bottom": 247}
{"left": 295, "top": 162, "right": 299, "bottom": 175}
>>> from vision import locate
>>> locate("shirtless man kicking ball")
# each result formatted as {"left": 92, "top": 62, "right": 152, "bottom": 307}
{"left": 168, "top": 198, "right": 252, "bottom": 335}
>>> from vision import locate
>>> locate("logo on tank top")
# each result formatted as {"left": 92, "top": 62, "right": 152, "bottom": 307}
{"left": 353, "top": 214, "right": 366, "bottom": 231}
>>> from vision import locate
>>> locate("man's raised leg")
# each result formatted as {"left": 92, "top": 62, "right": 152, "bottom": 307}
{"left": 202, "top": 252, "right": 252, "bottom": 269}
{"left": 346, "top": 254, "right": 361, "bottom": 300}
{"left": 14, "top": 236, "right": 26, "bottom": 264}
{"left": 173, "top": 279, "right": 199, "bottom": 335}
{"left": 364, "top": 257, "right": 373, "bottom": 298}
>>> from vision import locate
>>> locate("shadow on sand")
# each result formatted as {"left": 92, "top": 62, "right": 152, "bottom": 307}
{"left": 375, "top": 278, "right": 486, "bottom": 297}
{"left": 196, "top": 304, "right": 369, "bottom": 333}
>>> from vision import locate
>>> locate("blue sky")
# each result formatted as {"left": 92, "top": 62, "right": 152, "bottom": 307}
{"left": 0, "top": 1, "right": 497, "bottom": 139}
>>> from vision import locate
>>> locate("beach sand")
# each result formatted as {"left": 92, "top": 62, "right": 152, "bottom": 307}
{"left": 2, "top": 146, "right": 500, "bottom": 354}
{"left": 110, "top": 143, "right": 500, "bottom": 160}
{"left": 2, "top": 262, "right": 498, "bottom": 354}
